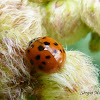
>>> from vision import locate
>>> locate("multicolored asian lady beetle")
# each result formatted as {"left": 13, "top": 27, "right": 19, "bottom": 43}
{"left": 25, "top": 36, "right": 66, "bottom": 73}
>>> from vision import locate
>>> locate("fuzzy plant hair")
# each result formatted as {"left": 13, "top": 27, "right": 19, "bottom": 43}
{"left": 0, "top": 0, "right": 45, "bottom": 36}
{"left": 0, "top": 0, "right": 100, "bottom": 100}
{"left": 80, "top": 0, "right": 100, "bottom": 36}
{"left": 42, "top": 0, "right": 91, "bottom": 45}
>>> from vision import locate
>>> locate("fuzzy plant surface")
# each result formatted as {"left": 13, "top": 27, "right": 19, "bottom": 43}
{"left": 80, "top": 0, "right": 100, "bottom": 36}
{"left": 0, "top": 0, "right": 45, "bottom": 99}
{"left": 0, "top": 0, "right": 100, "bottom": 100}
{"left": 0, "top": 0, "right": 45, "bottom": 36}
{"left": 89, "top": 33, "right": 100, "bottom": 52}
{"left": 42, "top": 0, "right": 91, "bottom": 45}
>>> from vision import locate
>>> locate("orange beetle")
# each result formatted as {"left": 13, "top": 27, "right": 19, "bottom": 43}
{"left": 25, "top": 36, "right": 66, "bottom": 73}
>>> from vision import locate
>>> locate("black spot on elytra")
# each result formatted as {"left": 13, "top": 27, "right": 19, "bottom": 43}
{"left": 42, "top": 37, "right": 46, "bottom": 39}
{"left": 42, "top": 62, "right": 46, "bottom": 65}
{"left": 54, "top": 42, "right": 58, "bottom": 46}
{"left": 46, "top": 55, "right": 51, "bottom": 59}
{"left": 30, "top": 59, "right": 34, "bottom": 65}
{"left": 60, "top": 49, "right": 62, "bottom": 53}
{"left": 38, "top": 45, "right": 44, "bottom": 51}
{"left": 44, "top": 42, "right": 50, "bottom": 45}
{"left": 35, "top": 55, "right": 40, "bottom": 60}
{"left": 38, "top": 65, "right": 43, "bottom": 70}
{"left": 31, "top": 45, "right": 34, "bottom": 48}
{"left": 27, "top": 49, "right": 30, "bottom": 53}
{"left": 63, "top": 49, "right": 65, "bottom": 53}
{"left": 54, "top": 50, "right": 57, "bottom": 53}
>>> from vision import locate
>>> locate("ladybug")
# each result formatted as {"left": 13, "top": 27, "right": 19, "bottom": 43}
{"left": 25, "top": 36, "right": 66, "bottom": 73}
